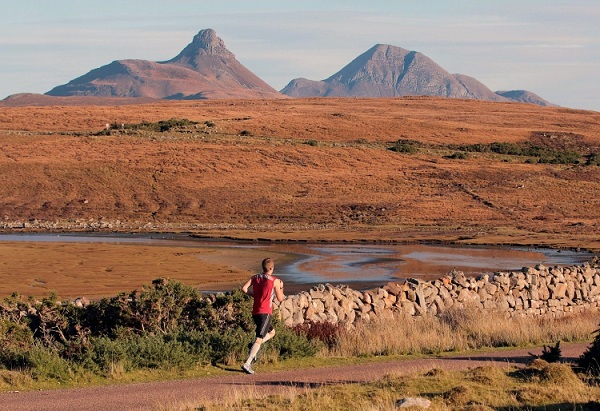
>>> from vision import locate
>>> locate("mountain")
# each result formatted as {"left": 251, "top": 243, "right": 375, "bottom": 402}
{"left": 0, "top": 93, "right": 157, "bottom": 107}
{"left": 280, "top": 44, "right": 553, "bottom": 106}
{"left": 46, "top": 29, "right": 284, "bottom": 100}
{"left": 15, "top": 30, "right": 554, "bottom": 105}
{"left": 495, "top": 90, "right": 557, "bottom": 107}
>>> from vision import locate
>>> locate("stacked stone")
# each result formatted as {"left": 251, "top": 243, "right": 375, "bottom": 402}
{"left": 275, "top": 262, "right": 600, "bottom": 327}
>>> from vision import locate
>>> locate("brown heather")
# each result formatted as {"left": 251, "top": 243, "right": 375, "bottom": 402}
{"left": 2, "top": 96, "right": 600, "bottom": 411}
{"left": 1, "top": 97, "right": 600, "bottom": 298}
{"left": 1, "top": 97, "right": 599, "bottom": 244}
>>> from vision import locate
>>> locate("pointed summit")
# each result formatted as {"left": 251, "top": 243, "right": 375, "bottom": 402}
{"left": 194, "top": 28, "right": 223, "bottom": 49}
{"left": 166, "top": 29, "right": 235, "bottom": 68}
{"left": 46, "top": 29, "right": 284, "bottom": 99}
{"left": 282, "top": 44, "right": 506, "bottom": 101}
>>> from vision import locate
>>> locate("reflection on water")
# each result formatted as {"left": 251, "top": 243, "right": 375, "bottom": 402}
{"left": 0, "top": 233, "right": 593, "bottom": 292}
{"left": 274, "top": 243, "right": 592, "bottom": 291}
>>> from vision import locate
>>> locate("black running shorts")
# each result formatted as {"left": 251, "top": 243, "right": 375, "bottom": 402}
{"left": 252, "top": 314, "right": 273, "bottom": 339}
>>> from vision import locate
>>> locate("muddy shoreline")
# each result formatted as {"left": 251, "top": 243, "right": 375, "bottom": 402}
{"left": 1, "top": 230, "right": 596, "bottom": 300}
{"left": 3, "top": 223, "right": 600, "bottom": 253}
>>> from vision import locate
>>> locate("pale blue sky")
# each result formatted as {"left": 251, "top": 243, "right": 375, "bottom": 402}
{"left": 1, "top": 1, "right": 598, "bottom": 111}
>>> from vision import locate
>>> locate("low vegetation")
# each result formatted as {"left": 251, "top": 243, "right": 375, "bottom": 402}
{"left": 388, "top": 137, "right": 600, "bottom": 166}
{"left": 388, "top": 139, "right": 421, "bottom": 154}
{"left": 168, "top": 307, "right": 600, "bottom": 410}
{"left": 89, "top": 119, "right": 600, "bottom": 167}
{"left": 96, "top": 118, "right": 199, "bottom": 135}
{"left": 181, "top": 360, "right": 600, "bottom": 411}
{"left": 1, "top": 277, "right": 600, "bottom": 404}
{"left": 0, "top": 279, "right": 319, "bottom": 389}
{"left": 454, "top": 141, "right": 585, "bottom": 165}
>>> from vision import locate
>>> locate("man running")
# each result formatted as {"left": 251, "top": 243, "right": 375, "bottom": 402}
{"left": 240, "top": 257, "right": 285, "bottom": 374}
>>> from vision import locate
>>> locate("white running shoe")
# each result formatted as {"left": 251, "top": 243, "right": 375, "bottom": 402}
{"left": 241, "top": 363, "right": 254, "bottom": 374}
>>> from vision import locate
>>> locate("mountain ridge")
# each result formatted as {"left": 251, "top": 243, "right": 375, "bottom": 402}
{"left": 3, "top": 28, "right": 555, "bottom": 106}
{"left": 46, "top": 29, "right": 284, "bottom": 100}
{"left": 280, "top": 43, "right": 553, "bottom": 106}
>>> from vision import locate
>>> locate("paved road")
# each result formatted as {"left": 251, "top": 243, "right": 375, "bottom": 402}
{"left": 0, "top": 343, "right": 589, "bottom": 411}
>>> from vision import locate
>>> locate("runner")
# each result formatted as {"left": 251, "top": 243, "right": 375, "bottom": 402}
{"left": 240, "top": 257, "right": 285, "bottom": 374}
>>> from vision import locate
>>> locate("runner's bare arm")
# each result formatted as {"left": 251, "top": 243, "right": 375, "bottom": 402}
{"left": 241, "top": 277, "right": 253, "bottom": 295}
{"left": 274, "top": 278, "right": 285, "bottom": 302}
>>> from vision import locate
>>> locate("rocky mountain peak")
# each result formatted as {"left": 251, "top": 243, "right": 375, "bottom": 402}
{"left": 281, "top": 43, "right": 545, "bottom": 104}
{"left": 166, "top": 28, "right": 234, "bottom": 66}
{"left": 190, "top": 29, "right": 227, "bottom": 54}
{"left": 44, "top": 28, "right": 283, "bottom": 100}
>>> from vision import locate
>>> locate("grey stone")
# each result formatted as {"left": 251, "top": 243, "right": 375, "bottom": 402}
{"left": 396, "top": 397, "right": 431, "bottom": 408}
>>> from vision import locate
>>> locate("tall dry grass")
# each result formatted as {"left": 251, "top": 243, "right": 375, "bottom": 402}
{"left": 159, "top": 308, "right": 600, "bottom": 411}
{"left": 327, "top": 307, "right": 599, "bottom": 357}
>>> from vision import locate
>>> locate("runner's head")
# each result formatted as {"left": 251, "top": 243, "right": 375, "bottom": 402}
{"left": 262, "top": 258, "right": 274, "bottom": 273}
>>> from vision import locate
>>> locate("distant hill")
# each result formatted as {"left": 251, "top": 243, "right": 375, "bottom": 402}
{"left": 281, "top": 44, "right": 554, "bottom": 106}
{"left": 0, "top": 93, "right": 158, "bottom": 107}
{"left": 3, "top": 29, "right": 555, "bottom": 106}
{"left": 45, "top": 29, "right": 285, "bottom": 100}
{"left": 495, "top": 90, "right": 557, "bottom": 107}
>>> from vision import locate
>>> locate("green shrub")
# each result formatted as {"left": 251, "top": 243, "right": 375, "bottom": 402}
{"left": 0, "top": 321, "right": 35, "bottom": 370}
{"left": 158, "top": 119, "right": 195, "bottom": 131}
{"left": 539, "top": 341, "right": 562, "bottom": 363}
{"left": 123, "top": 334, "right": 193, "bottom": 370}
{"left": 206, "top": 328, "right": 250, "bottom": 365}
{"left": 24, "top": 345, "right": 74, "bottom": 382}
{"left": 0, "top": 319, "right": 34, "bottom": 355}
{"left": 0, "top": 280, "right": 317, "bottom": 382}
{"left": 87, "top": 336, "right": 129, "bottom": 372}
{"left": 174, "top": 330, "right": 214, "bottom": 365}
{"left": 489, "top": 142, "right": 524, "bottom": 155}
{"left": 87, "top": 279, "right": 208, "bottom": 337}
{"left": 127, "top": 278, "right": 198, "bottom": 335}
{"left": 271, "top": 326, "right": 321, "bottom": 359}
{"left": 577, "top": 325, "right": 600, "bottom": 375}
{"left": 389, "top": 139, "right": 419, "bottom": 154}
{"left": 538, "top": 150, "right": 581, "bottom": 165}
{"left": 95, "top": 118, "right": 198, "bottom": 134}
{"left": 455, "top": 141, "right": 584, "bottom": 165}
{"left": 585, "top": 152, "right": 600, "bottom": 166}
{"left": 456, "top": 143, "right": 490, "bottom": 153}
{"left": 88, "top": 332, "right": 207, "bottom": 372}
{"left": 446, "top": 152, "right": 469, "bottom": 160}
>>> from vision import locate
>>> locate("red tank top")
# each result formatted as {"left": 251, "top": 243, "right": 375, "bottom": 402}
{"left": 251, "top": 273, "right": 277, "bottom": 315}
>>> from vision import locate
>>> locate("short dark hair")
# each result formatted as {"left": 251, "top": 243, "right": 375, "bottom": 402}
{"left": 262, "top": 258, "right": 274, "bottom": 272}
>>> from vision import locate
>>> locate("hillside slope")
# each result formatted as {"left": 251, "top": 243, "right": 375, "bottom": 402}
{"left": 0, "top": 97, "right": 598, "bottom": 249}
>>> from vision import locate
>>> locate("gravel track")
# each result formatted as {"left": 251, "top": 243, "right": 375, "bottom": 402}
{"left": 0, "top": 343, "right": 589, "bottom": 411}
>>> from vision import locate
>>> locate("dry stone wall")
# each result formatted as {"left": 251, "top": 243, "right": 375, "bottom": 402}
{"left": 275, "top": 261, "right": 600, "bottom": 327}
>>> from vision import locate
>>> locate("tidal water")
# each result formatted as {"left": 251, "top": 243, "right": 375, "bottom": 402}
{"left": 0, "top": 233, "right": 593, "bottom": 292}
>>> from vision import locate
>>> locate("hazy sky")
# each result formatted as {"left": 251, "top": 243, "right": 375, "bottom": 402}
{"left": 1, "top": 1, "right": 598, "bottom": 111}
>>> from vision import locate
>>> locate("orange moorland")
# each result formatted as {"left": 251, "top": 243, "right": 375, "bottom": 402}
{"left": 0, "top": 97, "right": 599, "bottom": 298}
